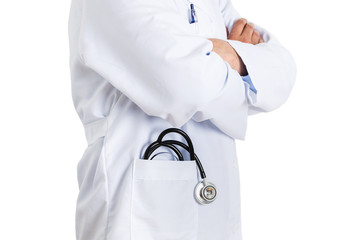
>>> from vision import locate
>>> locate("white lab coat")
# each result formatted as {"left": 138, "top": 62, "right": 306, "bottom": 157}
{"left": 68, "top": 0, "right": 296, "bottom": 239}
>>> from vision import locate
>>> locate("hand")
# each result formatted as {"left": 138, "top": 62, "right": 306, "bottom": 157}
{"left": 208, "top": 38, "right": 248, "bottom": 76}
{"left": 227, "top": 18, "right": 264, "bottom": 44}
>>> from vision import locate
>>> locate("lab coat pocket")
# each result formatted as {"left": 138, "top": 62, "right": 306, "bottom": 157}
{"left": 131, "top": 158, "right": 199, "bottom": 240}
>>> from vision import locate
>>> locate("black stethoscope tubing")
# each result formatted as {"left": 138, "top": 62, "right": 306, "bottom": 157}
{"left": 143, "top": 128, "right": 207, "bottom": 179}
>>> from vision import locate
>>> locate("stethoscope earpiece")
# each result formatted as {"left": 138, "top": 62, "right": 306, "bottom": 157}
{"left": 143, "top": 128, "right": 217, "bottom": 205}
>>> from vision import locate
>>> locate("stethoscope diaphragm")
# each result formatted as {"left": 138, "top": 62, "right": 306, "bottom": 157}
{"left": 195, "top": 179, "right": 217, "bottom": 205}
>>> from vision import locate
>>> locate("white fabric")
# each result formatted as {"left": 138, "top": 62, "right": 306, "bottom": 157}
{"left": 68, "top": 0, "right": 296, "bottom": 239}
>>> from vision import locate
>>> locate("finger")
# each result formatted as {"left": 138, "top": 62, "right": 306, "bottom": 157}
{"left": 228, "top": 18, "right": 247, "bottom": 40}
{"left": 251, "top": 30, "right": 260, "bottom": 45}
{"left": 259, "top": 38, "right": 264, "bottom": 43}
{"left": 240, "top": 22, "right": 254, "bottom": 43}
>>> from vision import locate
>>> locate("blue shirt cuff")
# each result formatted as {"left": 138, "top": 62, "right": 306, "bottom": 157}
{"left": 241, "top": 75, "right": 257, "bottom": 104}
{"left": 241, "top": 75, "right": 257, "bottom": 94}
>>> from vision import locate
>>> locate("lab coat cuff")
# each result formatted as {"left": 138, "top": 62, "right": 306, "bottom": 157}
{"left": 192, "top": 59, "right": 249, "bottom": 140}
{"left": 227, "top": 39, "right": 261, "bottom": 105}
{"left": 224, "top": 22, "right": 297, "bottom": 114}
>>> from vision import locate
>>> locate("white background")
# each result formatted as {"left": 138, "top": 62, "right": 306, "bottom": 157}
{"left": 0, "top": 0, "right": 360, "bottom": 239}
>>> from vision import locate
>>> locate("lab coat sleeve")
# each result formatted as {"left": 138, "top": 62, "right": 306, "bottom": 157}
{"left": 219, "top": 0, "right": 297, "bottom": 115}
{"left": 74, "top": 0, "right": 253, "bottom": 139}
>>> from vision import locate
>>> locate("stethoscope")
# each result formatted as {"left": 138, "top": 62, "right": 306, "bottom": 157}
{"left": 143, "top": 128, "right": 217, "bottom": 205}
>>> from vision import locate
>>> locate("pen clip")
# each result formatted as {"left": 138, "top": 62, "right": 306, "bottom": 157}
{"left": 189, "top": 3, "right": 198, "bottom": 24}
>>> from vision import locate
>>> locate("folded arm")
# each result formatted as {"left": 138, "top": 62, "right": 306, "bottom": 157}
{"left": 72, "top": 0, "right": 253, "bottom": 139}
{"left": 219, "top": 0, "right": 297, "bottom": 114}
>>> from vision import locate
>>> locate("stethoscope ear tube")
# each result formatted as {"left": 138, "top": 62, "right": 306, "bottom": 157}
{"left": 142, "top": 128, "right": 206, "bottom": 179}
{"left": 156, "top": 128, "right": 196, "bottom": 160}
{"left": 145, "top": 141, "right": 184, "bottom": 160}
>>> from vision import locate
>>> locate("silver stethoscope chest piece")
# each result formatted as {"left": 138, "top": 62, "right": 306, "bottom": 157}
{"left": 143, "top": 128, "right": 218, "bottom": 205}
{"left": 195, "top": 178, "right": 217, "bottom": 205}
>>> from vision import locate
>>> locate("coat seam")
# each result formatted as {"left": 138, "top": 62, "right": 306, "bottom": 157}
{"left": 103, "top": 118, "right": 110, "bottom": 240}
{"left": 130, "top": 158, "right": 135, "bottom": 240}
{"left": 103, "top": 92, "right": 123, "bottom": 240}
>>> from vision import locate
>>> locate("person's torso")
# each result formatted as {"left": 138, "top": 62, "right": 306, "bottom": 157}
{"left": 70, "top": 0, "right": 243, "bottom": 239}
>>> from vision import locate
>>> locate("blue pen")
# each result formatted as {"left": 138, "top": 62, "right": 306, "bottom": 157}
{"left": 190, "top": 4, "right": 198, "bottom": 24}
